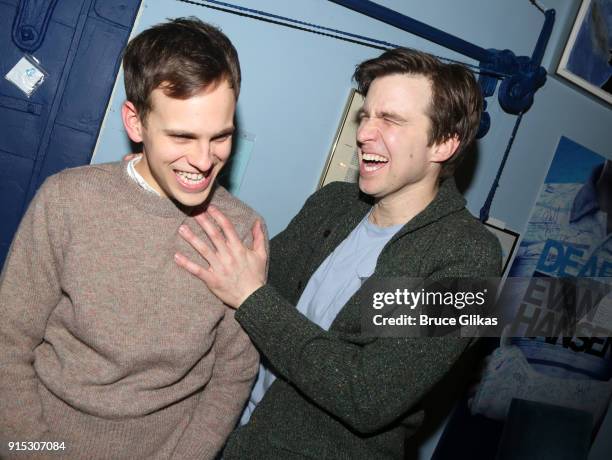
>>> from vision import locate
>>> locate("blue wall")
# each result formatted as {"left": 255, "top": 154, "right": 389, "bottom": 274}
{"left": 92, "top": 2, "right": 611, "bottom": 455}
{"left": 94, "top": 0, "right": 610, "bottom": 236}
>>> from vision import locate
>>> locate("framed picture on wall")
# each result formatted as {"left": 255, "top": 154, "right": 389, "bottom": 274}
{"left": 318, "top": 89, "right": 364, "bottom": 188}
{"left": 556, "top": 0, "right": 612, "bottom": 105}
{"left": 483, "top": 222, "right": 520, "bottom": 276}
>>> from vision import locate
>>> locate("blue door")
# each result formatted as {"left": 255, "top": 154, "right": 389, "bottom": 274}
{"left": 0, "top": 0, "right": 141, "bottom": 267}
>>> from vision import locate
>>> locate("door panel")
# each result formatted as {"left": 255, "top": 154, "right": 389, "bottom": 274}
{"left": 0, "top": 0, "right": 142, "bottom": 267}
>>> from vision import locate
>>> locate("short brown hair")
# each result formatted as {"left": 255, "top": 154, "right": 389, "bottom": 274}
{"left": 354, "top": 48, "right": 482, "bottom": 179}
{"left": 123, "top": 17, "right": 241, "bottom": 121}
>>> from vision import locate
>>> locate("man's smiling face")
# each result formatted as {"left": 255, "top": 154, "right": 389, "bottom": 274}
{"left": 356, "top": 73, "right": 440, "bottom": 202}
{"left": 126, "top": 80, "right": 236, "bottom": 207}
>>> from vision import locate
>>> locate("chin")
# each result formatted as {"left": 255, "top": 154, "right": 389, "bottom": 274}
{"left": 166, "top": 187, "right": 211, "bottom": 207}
{"left": 177, "top": 193, "right": 211, "bottom": 207}
{"left": 358, "top": 178, "right": 378, "bottom": 197}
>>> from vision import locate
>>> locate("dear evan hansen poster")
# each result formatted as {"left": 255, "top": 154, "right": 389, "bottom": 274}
{"left": 501, "top": 136, "right": 612, "bottom": 381}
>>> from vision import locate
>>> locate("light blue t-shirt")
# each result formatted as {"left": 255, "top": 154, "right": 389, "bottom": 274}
{"left": 240, "top": 212, "right": 403, "bottom": 424}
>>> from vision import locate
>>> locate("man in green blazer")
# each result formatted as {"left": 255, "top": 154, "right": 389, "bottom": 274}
{"left": 176, "top": 47, "right": 502, "bottom": 459}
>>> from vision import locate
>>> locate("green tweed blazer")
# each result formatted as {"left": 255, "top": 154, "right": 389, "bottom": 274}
{"left": 226, "top": 178, "right": 502, "bottom": 459}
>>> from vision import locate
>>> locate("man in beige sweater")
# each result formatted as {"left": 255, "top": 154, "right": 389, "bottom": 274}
{"left": 0, "top": 18, "right": 262, "bottom": 459}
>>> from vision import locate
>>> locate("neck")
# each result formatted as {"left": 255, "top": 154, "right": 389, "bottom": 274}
{"left": 134, "top": 153, "right": 165, "bottom": 197}
{"left": 369, "top": 177, "right": 440, "bottom": 227}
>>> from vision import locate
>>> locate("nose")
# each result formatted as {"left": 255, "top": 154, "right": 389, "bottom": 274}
{"left": 188, "top": 141, "right": 213, "bottom": 171}
{"left": 356, "top": 117, "right": 378, "bottom": 145}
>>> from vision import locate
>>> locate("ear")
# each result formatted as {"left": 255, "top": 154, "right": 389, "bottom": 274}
{"left": 121, "top": 101, "right": 144, "bottom": 143}
{"left": 431, "top": 135, "right": 460, "bottom": 164}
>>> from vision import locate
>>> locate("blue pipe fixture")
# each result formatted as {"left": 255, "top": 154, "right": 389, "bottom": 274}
{"left": 329, "top": 0, "right": 555, "bottom": 138}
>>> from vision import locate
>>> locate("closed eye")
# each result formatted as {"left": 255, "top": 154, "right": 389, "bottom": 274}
{"left": 212, "top": 133, "right": 232, "bottom": 143}
{"left": 165, "top": 131, "right": 197, "bottom": 142}
{"left": 379, "top": 111, "right": 406, "bottom": 125}
{"left": 356, "top": 110, "right": 403, "bottom": 125}
{"left": 168, "top": 135, "right": 195, "bottom": 145}
{"left": 383, "top": 116, "right": 401, "bottom": 125}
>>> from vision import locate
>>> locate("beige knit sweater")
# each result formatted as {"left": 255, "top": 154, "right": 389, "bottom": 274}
{"left": 0, "top": 162, "right": 262, "bottom": 459}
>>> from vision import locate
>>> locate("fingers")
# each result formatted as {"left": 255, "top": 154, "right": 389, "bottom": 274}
{"left": 178, "top": 224, "right": 221, "bottom": 268}
{"left": 206, "top": 206, "right": 242, "bottom": 245}
{"left": 174, "top": 252, "right": 213, "bottom": 282}
{"left": 252, "top": 220, "right": 267, "bottom": 258}
{"left": 192, "top": 212, "right": 228, "bottom": 254}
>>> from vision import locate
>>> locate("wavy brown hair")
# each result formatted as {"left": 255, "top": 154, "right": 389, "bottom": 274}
{"left": 123, "top": 17, "right": 241, "bottom": 122}
{"left": 354, "top": 48, "right": 482, "bottom": 179}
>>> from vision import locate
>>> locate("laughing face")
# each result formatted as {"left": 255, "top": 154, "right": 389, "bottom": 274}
{"left": 356, "top": 73, "right": 445, "bottom": 202}
{"left": 122, "top": 80, "right": 236, "bottom": 207}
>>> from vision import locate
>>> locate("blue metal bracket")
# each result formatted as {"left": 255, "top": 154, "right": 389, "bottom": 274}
{"left": 329, "top": 0, "right": 555, "bottom": 136}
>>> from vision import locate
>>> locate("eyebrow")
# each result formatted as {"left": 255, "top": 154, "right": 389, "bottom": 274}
{"left": 356, "top": 108, "right": 407, "bottom": 123}
{"left": 164, "top": 130, "right": 198, "bottom": 139}
{"left": 163, "top": 126, "right": 235, "bottom": 140}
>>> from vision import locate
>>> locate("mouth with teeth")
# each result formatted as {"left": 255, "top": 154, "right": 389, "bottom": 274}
{"left": 174, "top": 168, "right": 213, "bottom": 192}
{"left": 360, "top": 153, "right": 389, "bottom": 173}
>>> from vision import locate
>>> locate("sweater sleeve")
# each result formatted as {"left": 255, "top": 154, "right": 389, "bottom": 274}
{"left": 235, "top": 221, "right": 502, "bottom": 434}
{"left": 0, "top": 176, "right": 65, "bottom": 448}
{"left": 171, "top": 221, "right": 266, "bottom": 459}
